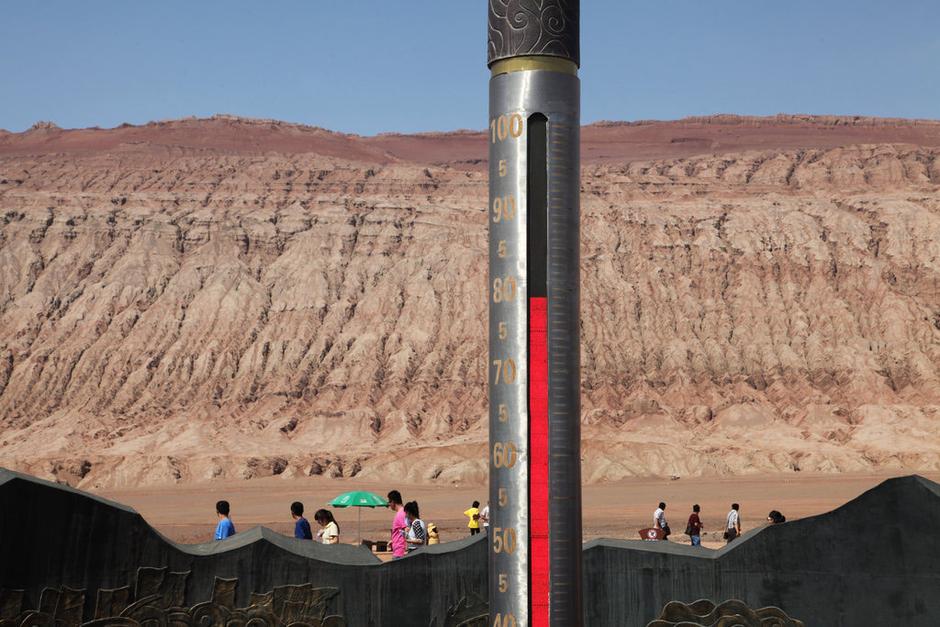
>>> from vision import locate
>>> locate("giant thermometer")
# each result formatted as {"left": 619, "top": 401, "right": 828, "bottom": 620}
{"left": 487, "top": 2, "right": 582, "bottom": 626}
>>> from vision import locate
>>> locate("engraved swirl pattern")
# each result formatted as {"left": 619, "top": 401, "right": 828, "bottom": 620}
{"left": 487, "top": 0, "right": 579, "bottom": 66}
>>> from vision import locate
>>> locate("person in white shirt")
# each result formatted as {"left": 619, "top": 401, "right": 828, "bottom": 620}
{"left": 725, "top": 503, "right": 741, "bottom": 543}
{"left": 480, "top": 503, "right": 490, "bottom": 535}
{"left": 314, "top": 509, "right": 340, "bottom": 545}
{"left": 653, "top": 502, "right": 670, "bottom": 540}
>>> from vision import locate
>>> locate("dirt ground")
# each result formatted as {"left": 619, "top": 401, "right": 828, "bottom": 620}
{"left": 98, "top": 471, "right": 939, "bottom": 550}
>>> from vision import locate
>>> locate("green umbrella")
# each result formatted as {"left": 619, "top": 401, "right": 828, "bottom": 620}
{"left": 329, "top": 490, "right": 388, "bottom": 545}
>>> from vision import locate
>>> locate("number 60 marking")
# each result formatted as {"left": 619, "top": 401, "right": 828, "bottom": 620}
{"left": 492, "top": 441, "right": 517, "bottom": 468}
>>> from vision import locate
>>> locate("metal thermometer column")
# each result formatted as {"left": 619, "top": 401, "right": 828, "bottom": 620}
{"left": 488, "top": 2, "right": 582, "bottom": 626}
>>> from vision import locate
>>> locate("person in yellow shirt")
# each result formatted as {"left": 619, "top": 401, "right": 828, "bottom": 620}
{"left": 464, "top": 500, "right": 481, "bottom": 536}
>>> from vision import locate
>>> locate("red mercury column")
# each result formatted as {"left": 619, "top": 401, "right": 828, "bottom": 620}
{"left": 529, "top": 296, "right": 550, "bottom": 624}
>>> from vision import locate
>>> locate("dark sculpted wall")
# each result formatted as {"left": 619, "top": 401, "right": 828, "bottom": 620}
{"left": 3, "top": 470, "right": 940, "bottom": 626}
{"left": 0, "top": 469, "right": 486, "bottom": 626}
{"left": 583, "top": 475, "right": 940, "bottom": 626}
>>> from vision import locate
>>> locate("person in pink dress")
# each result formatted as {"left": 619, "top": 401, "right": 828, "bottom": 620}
{"left": 387, "top": 490, "right": 407, "bottom": 558}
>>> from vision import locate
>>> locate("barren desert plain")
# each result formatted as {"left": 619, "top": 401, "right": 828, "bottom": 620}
{"left": 1, "top": 113, "right": 939, "bottom": 548}
{"left": 100, "top": 471, "right": 940, "bottom": 550}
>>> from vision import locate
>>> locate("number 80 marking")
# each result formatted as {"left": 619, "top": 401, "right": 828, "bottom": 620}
{"left": 492, "top": 276, "right": 516, "bottom": 303}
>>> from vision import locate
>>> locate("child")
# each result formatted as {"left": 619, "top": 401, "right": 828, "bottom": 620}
{"left": 214, "top": 500, "right": 236, "bottom": 540}
{"left": 291, "top": 501, "right": 313, "bottom": 540}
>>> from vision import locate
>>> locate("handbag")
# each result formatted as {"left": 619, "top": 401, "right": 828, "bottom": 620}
{"left": 685, "top": 523, "right": 695, "bottom": 536}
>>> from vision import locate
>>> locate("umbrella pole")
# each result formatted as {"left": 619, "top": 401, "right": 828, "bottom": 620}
{"left": 358, "top": 507, "right": 362, "bottom": 546}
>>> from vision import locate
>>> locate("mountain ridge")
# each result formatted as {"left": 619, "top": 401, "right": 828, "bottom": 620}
{"left": 0, "top": 114, "right": 938, "bottom": 488}
{"left": 5, "top": 113, "right": 940, "bottom": 165}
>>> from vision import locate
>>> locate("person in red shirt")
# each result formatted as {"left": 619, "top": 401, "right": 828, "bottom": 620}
{"left": 687, "top": 504, "right": 703, "bottom": 546}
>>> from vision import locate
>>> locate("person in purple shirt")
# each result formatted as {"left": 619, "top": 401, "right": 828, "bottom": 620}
{"left": 387, "top": 489, "right": 407, "bottom": 558}
{"left": 291, "top": 501, "right": 313, "bottom": 540}
{"left": 214, "top": 500, "right": 235, "bottom": 540}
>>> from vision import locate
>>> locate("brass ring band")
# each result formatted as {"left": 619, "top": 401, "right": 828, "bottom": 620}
{"left": 489, "top": 56, "right": 579, "bottom": 77}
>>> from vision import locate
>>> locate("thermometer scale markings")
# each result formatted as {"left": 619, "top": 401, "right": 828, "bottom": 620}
{"left": 488, "top": 52, "right": 582, "bottom": 627}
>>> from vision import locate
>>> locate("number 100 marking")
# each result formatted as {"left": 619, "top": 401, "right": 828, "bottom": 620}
{"left": 490, "top": 113, "right": 524, "bottom": 143}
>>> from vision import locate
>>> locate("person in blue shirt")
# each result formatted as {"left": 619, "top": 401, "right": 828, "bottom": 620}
{"left": 291, "top": 501, "right": 313, "bottom": 540}
{"left": 214, "top": 500, "right": 236, "bottom": 540}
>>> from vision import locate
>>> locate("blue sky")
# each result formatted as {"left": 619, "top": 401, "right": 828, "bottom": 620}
{"left": 1, "top": 1, "right": 937, "bottom": 134}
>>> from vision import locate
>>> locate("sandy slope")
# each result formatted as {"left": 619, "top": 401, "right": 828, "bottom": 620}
{"left": 0, "top": 114, "right": 939, "bottom": 488}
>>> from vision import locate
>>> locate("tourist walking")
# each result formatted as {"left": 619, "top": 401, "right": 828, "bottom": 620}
{"left": 686, "top": 504, "right": 703, "bottom": 546}
{"left": 404, "top": 501, "right": 427, "bottom": 552}
{"left": 725, "top": 503, "right": 741, "bottom": 542}
{"left": 388, "top": 490, "right": 408, "bottom": 558}
{"left": 480, "top": 502, "right": 490, "bottom": 535}
{"left": 653, "top": 501, "right": 670, "bottom": 540}
{"left": 314, "top": 509, "right": 340, "bottom": 544}
{"left": 464, "top": 500, "right": 481, "bottom": 536}
{"left": 291, "top": 501, "right": 313, "bottom": 539}
{"left": 214, "top": 500, "right": 235, "bottom": 540}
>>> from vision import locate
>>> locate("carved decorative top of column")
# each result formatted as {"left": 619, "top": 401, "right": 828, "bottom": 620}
{"left": 487, "top": 0, "right": 579, "bottom": 67}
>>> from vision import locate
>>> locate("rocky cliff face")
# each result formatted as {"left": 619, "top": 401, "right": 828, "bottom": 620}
{"left": 1, "top": 115, "right": 939, "bottom": 487}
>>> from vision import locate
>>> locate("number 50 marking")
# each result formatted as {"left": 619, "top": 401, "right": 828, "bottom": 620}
{"left": 492, "top": 526, "right": 517, "bottom": 554}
